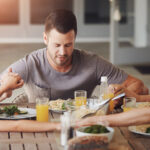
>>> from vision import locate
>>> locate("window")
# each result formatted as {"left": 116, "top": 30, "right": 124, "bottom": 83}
{"left": 84, "top": 0, "right": 127, "bottom": 24}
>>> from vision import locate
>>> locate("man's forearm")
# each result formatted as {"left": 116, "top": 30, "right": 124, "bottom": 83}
{"left": 0, "top": 120, "right": 60, "bottom": 132}
{"left": 100, "top": 108, "right": 150, "bottom": 127}
{"left": 138, "top": 95, "right": 150, "bottom": 102}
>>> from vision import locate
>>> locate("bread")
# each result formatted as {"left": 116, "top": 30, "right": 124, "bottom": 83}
{"left": 68, "top": 136, "right": 108, "bottom": 150}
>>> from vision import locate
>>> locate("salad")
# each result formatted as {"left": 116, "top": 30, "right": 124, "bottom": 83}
{"left": 83, "top": 125, "right": 109, "bottom": 134}
{"left": 0, "top": 105, "right": 28, "bottom": 116}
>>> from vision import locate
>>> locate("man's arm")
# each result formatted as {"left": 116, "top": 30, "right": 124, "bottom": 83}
{"left": 77, "top": 107, "right": 150, "bottom": 127}
{"left": 0, "top": 120, "right": 60, "bottom": 132}
{"left": 121, "top": 75, "right": 149, "bottom": 95}
{"left": 109, "top": 84, "right": 150, "bottom": 102}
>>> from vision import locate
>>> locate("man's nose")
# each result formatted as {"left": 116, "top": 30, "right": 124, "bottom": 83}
{"left": 59, "top": 46, "right": 66, "bottom": 55}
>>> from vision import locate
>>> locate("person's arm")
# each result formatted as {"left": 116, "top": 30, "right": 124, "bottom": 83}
{"left": 138, "top": 95, "right": 150, "bottom": 102}
{"left": 109, "top": 84, "right": 150, "bottom": 102}
{"left": 0, "top": 69, "right": 24, "bottom": 101}
{"left": 96, "top": 56, "right": 148, "bottom": 95}
{"left": 0, "top": 70, "right": 24, "bottom": 93}
{"left": 121, "top": 75, "right": 149, "bottom": 95}
{"left": 0, "top": 120, "right": 60, "bottom": 132}
{"left": 76, "top": 107, "right": 150, "bottom": 127}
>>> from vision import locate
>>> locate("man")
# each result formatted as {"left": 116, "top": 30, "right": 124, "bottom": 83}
{"left": 0, "top": 9, "right": 148, "bottom": 102}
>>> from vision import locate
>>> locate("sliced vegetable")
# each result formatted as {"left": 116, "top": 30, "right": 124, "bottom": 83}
{"left": 19, "top": 110, "right": 28, "bottom": 115}
{"left": 62, "top": 103, "right": 66, "bottom": 110}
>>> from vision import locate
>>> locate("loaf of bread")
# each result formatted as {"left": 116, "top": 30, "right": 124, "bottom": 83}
{"left": 68, "top": 136, "right": 108, "bottom": 150}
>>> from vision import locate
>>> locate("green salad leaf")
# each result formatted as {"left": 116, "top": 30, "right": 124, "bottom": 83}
{"left": 146, "top": 127, "right": 150, "bottom": 133}
{"left": 83, "top": 125, "right": 109, "bottom": 134}
{"left": 3, "top": 105, "right": 20, "bottom": 116}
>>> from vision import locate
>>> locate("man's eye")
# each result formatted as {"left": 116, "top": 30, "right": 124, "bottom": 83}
{"left": 65, "top": 44, "right": 72, "bottom": 47}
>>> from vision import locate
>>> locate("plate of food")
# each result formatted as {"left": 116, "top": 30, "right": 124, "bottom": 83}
{"left": 49, "top": 99, "right": 67, "bottom": 113}
{"left": 0, "top": 105, "right": 36, "bottom": 120}
{"left": 128, "top": 125, "right": 150, "bottom": 136}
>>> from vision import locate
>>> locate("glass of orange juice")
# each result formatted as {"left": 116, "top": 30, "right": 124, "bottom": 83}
{"left": 123, "top": 97, "right": 136, "bottom": 112}
{"left": 74, "top": 90, "right": 87, "bottom": 106}
{"left": 36, "top": 97, "right": 49, "bottom": 122}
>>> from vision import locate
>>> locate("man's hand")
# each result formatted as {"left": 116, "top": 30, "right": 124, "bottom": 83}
{"left": 0, "top": 68, "right": 24, "bottom": 91}
{"left": 122, "top": 75, "right": 149, "bottom": 95}
{"left": 108, "top": 84, "right": 140, "bottom": 100}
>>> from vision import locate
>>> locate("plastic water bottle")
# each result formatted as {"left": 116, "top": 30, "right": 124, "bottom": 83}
{"left": 100, "top": 76, "right": 108, "bottom": 101}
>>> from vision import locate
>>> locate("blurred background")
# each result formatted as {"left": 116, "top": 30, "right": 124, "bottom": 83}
{"left": 0, "top": 0, "right": 150, "bottom": 102}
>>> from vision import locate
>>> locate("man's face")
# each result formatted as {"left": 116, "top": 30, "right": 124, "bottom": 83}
{"left": 44, "top": 28, "right": 75, "bottom": 70}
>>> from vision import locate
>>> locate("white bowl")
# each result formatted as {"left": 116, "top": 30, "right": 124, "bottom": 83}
{"left": 76, "top": 126, "right": 114, "bottom": 142}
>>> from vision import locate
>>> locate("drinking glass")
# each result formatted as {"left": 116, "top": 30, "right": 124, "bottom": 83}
{"left": 36, "top": 97, "right": 49, "bottom": 122}
{"left": 74, "top": 90, "right": 87, "bottom": 106}
{"left": 123, "top": 97, "right": 136, "bottom": 112}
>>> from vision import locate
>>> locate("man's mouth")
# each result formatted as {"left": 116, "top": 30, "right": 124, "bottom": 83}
{"left": 57, "top": 56, "right": 67, "bottom": 61}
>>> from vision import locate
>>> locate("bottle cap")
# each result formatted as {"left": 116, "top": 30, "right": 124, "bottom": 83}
{"left": 101, "top": 76, "right": 107, "bottom": 82}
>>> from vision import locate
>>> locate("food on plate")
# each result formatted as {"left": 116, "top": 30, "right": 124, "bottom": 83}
{"left": 72, "top": 107, "right": 95, "bottom": 119}
{"left": 96, "top": 108, "right": 108, "bottom": 116}
{"left": 131, "top": 124, "right": 150, "bottom": 133}
{"left": 136, "top": 102, "right": 150, "bottom": 108}
{"left": 49, "top": 99, "right": 66, "bottom": 111}
{"left": 146, "top": 127, "right": 150, "bottom": 133}
{"left": 0, "top": 105, "right": 28, "bottom": 116}
{"left": 83, "top": 125, "right": 109, "bottom": 134}
{"left": 68, "top": 136, "right": 108, "bottom": 150}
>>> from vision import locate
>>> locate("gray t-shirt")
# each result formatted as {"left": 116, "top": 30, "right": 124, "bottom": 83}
{"left": 4, "top": 48, "right": 128, "bottom": 102}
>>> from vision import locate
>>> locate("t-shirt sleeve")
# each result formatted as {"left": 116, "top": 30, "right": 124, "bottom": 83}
{"left": 96, "top": 56, "right": 128, "bottom": 84}
{"left": 1, "top": 56, "right": 29, "bottom": 83}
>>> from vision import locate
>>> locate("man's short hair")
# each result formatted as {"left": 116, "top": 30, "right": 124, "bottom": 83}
{"left": 45, "top": 9, "right": 77, "bottom": 36}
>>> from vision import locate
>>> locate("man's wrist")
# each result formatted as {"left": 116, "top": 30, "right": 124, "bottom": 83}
{"left": 0, "top": 85, "right": 7, "bottom": 96}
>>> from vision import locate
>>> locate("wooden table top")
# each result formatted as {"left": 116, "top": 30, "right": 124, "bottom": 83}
{"left": 0, "top": 103, "right": 149, "bottom": 150}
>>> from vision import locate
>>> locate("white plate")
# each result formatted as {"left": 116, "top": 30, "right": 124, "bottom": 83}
{"left": 0, "top": 108, "right": 36, "bottom": 120}
{"left": 128, "top": 126, "right": 150, "bottom": 136}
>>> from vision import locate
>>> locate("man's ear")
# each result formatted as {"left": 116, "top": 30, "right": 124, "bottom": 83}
{"left": 43, "top": 32, "right": 48, "bottom": 45}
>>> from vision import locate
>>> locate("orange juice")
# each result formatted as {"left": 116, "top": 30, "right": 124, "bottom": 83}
{"left": 102, "top": 93, "right": 115, "bottom": 112}
{"left": 75, "top": 97, "right": 87, "bottom": 106}
{"left": 103, "top": 93, "right": 114, "bottom": 100}
{"left": 36, "top": 104, "right": 49, "bottom": 122}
